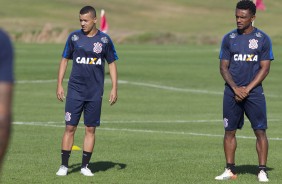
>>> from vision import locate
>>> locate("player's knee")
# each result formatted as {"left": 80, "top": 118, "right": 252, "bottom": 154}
{"left": 254, "top": 129, "right": 267, "bottom": 139}
{"left": 65, "top": 125, "right": 77, "bottom": 134}
{"left": 224, "top": 130, "right": 236, "bottom": 138}
{"left": 85, "top": 126, "right": 96, "bottom": 135}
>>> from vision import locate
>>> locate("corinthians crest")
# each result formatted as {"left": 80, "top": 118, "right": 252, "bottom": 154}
{"left": 249, "top": 39, "right": 258, "bottom": 49}
{"left": 93, "top": 42, "right": 103, "bottom": 54}
{"left": 65, "top": 112, "right": 71, "bottom": 121}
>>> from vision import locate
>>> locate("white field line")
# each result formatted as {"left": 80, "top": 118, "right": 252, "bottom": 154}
{"left": 91, "top": 119, "right": 282, "bottom": 124}
{"left": 16, "top": 79, "right": 279, "bottom": 97}
{"left": 13, "top": 121, "right": 282, "bottom": 141}
{"left": 122, "top": 48, "right": 219, "bottom": 53}
{"left": 13, "top": 119, "right": 281, "bottom": 124}
{"left": 16, "top": 79, "right": 222, "bottom": 95}
{"left": 118, "top": 80, "right": 223, "bottom": 95}
{"left": 16, "top": 79, "right": 58, "bottom": 84}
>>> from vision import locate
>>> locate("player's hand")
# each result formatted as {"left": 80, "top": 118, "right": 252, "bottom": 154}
{"left": 241, "top": 86, "right": 250, "bottom": 97}
{"left": 234, "top": 95, "right": 243, "bottom": 102}
{"left": 56, "top": 85, "right": 65, "bottom": 102}
{"left": 233, "top": 86, "right": 248, "bottom": 101}
{"left": 109, "top": 89, "right": 117, "bottom": 106}
{"left": 234, "top": 86, "right": 250, "bottom": 102}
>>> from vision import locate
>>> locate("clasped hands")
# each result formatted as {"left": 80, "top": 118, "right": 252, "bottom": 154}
{"left": 234, "top": 86, "right": 249, "bottom": 102}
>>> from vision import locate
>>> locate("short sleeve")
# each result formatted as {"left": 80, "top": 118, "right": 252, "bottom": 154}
{"left": 62, "top": 34, "right": 74, "bottom": 59}
{"left": 0, "top": 30, "right": 14, "bottom": 82}
{"left": 104, "top": 37, "right": 118, "bottom": 64}
{"left": 219, "top": 35, "right": 230, "bottom": 61}
{"left": 261, "top": 36, "right": 274, "bottom": 61}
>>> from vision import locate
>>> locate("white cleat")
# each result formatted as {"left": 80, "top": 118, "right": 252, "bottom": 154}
{"left": 215, "top": 168, "right": 237, "bottom": 180}
{"left": 258, "top": 170, "right": 269, "bottom": 182}
{"left": 80, "top": 166, "right": 94, "bottom": 176}
{"left": 56, "top": 165, "right": 68, "bottom": 176}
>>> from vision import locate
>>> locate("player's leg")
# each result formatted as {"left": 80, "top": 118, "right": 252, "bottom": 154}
{"left": 255, "top": 129, "right": 269, "bottom": 182}
{"left": 0, "top": 83, "right": 12, "bottom": 170}
{"left": 80, "top": 126, "right": 96, "bottom": 176}
{"left": 224, "top": 130, "right": 237, "bottom": 168}
{"left": 61, "top": 125, "right": 77, "bottom": 151}
{"left": 244, "top": 92, "right": 269, "bottom": 182}
{"left": 215, "top": 130, "right": 238, "bottom": 180}
{"left": 61, "top": 125, "right": 77, "bottom": 163}
{"left": 215, "top": 91, "right": 243, "bottom": 180}
{"left": 80, "top": 100, "right": 102, "bottom": 176}
{"left": 56, "top": 98, "right": 84, "bottom": 176}
{"left": 83, "top": 126, "right": 96, "bottom": 153}
{"left": 254, "top": 129, "right": 268, "bottom": 166}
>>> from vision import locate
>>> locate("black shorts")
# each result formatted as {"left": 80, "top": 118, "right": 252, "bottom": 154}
{"left": 223, "top": 86, "right": 267, "bottom": 131}
{"left": 65, "top": 97, "right": 102, "bottom": 127}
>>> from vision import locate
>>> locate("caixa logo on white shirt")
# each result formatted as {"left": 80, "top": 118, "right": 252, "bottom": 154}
{"left": 76, "top": 57, "right": 102, "bottom": 65}
{"left": 233, "top": 54, "right": 258, "bottom": 62}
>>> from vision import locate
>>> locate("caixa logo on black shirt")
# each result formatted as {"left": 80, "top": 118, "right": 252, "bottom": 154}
{"left": 233, "top": 54, "right": 258, "bottom": 62}
{"left": 76, "top": 57, "right": 102, "bottom": 65}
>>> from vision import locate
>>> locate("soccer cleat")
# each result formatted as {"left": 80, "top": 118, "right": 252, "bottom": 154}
{"left": 215, "top": 168, "right": 237, "bottom": 180}
{"left": 258, "top": 170, "right": 269, "bottom": 182}
{"left": 80, "top": 166, "right": 94, "bottom": 176}
{"left": 56, "top": 165, "right": 68, "bottom": 176}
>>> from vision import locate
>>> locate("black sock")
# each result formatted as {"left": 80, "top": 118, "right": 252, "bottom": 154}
{"left": 81, "top": 151, "right": 92, "bottom": 168}
{"left": 226, "top": 163, "right": 236, "bottom": 174}
{"left": 61, "top": 150, "right": 71, "bottom": 168}
{"left": 259, "top": 165, "right": 267, "bottom": 172}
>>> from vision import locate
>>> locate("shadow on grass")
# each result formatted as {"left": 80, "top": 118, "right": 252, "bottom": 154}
{"left": 236, "top": 165, "right": 274, "bottom": 175}
{"left": 68, "top": 161, "right": 127, "bottom": 174}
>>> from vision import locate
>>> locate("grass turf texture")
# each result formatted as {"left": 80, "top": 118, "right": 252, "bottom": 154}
{"left": 1, "top": 43, "right": 282, "bottom": 183}
{"left": 1, "top": 0, "right": 282, "bottom": 44}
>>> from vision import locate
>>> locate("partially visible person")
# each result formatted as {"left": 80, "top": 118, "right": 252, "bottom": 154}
{"left": 0, "top": 29, "right": 14, "bottom": 172}
{"left": 215, "top": 0, "right": 274, "bottom": 182}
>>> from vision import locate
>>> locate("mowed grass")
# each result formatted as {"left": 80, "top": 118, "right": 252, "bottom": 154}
{"left": 1, "top": 0, "right": 282, "bottom": 44}
{"left": 1, "top": 43, "right": 282, "bottom": 183}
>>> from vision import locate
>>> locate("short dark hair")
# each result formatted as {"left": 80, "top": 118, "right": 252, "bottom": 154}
{"left": 80, "top": 6, "right": 96, "bottom": 18}
{"left": 236, "top": 0, "right": 256, "bottom": 15}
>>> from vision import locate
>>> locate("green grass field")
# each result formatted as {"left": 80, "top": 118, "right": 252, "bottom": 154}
{"left": 1, "top": 0, "right": 282, "bottom": 44}
{"left": 1, "top": 43, "right": 281, "bottom": 183}
{"left": 1, "top": 0, "right": 282, "bottom": 183}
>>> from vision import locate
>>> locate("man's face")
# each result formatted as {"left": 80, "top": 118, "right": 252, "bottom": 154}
{"left": 235, "top": 9, "right": 255, "bottom": 31}
{"left": 79, "top": 12, "right": 97, "bottom": 34}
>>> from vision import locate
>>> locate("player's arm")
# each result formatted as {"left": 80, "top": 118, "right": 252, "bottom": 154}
{"left": 219, "top": 35, "right": 249, "bottom": 101}
{"left": 0, "top": 84, "right": 13, "bottom": 120}
{"left": 220, "top": 59, "right": 248, "bottom": 101}
{"left": 244, "top": 60, "right": 271, "bottom": 94}
{"left": 56, "top": 58, "right": 69, "bottom": 102}
{"left": 220, "top": 59, "right": 237, "bottom": 89}
{"left": 0, "top": 82, "right": 13, "bottom": 165}
{"left": 108, "top": 61, "right": 118, "bottom": 106}
{"left": 0, "top": 84, "right": 13, "bottom": 115}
